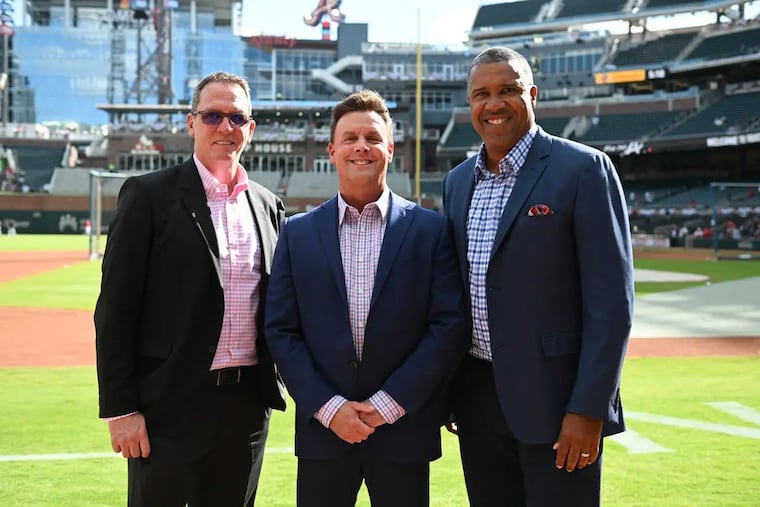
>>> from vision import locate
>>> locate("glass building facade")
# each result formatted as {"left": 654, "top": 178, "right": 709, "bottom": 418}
{"left": 11, "top": 7, "right": 246, "bottom": 125}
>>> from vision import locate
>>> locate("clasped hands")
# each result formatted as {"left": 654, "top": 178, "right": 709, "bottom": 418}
{"left": 328, "top": 400, "right": 387, "bottom": 444}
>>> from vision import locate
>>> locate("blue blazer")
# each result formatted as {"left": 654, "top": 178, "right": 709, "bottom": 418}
{"left": 443, "top": 127, "right": 634, "bottom": 444}
{"left": 265, "top": 192, "right": 468, "bottom": 462}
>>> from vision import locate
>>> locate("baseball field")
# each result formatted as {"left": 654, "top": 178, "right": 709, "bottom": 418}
{"left": 0, "top": 235, "right": 758, "bottom": 506}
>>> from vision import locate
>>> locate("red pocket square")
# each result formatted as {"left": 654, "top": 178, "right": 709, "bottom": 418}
{"left": 528, "top": 204, "right": 554, "bottom": 216}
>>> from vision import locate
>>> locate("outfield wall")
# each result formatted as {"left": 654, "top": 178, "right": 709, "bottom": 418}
{"left": 2, "top": 193, "right": 759, "bottom": 252}
{"left": 0, "top": 194, "right": 116, "bottom": 234}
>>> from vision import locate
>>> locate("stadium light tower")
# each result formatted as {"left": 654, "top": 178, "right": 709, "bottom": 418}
{"left": 105, "top": 1, "right": 173, "bottom": 111}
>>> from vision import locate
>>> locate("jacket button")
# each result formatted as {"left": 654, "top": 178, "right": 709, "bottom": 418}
{"left": 349, "top": 360, "right": 359, "bottom": 369}
{"left": 208, "top": 346, "right": 216, "bottom": 354}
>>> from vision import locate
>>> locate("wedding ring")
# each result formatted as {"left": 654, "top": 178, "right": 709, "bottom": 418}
{"left": 580, "top": 452, "right": 590, "bottom": 457}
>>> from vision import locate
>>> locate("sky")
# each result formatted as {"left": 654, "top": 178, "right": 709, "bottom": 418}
{"left": 239, "top": 0, "right": 483, "bottom": 45}
{"left": 6, "top": 0, "right": 760, "bottom": 46}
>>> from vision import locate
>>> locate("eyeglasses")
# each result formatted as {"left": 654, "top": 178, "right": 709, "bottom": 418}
{"left": 192, "top": 110, "right": 252, "bottom": 127}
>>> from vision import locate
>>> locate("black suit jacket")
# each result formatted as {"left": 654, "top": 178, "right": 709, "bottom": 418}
{"left": 95, "top": 159, "right": 286, "bottom": 451}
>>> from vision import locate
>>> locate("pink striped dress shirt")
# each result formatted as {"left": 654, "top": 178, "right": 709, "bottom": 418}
{"left": 195, "top": 155, "right": 261, "bottom": 370}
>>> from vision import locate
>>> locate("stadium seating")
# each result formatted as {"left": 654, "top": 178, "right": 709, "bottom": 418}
{"left": 644, "top": 0, "right": 698, "bottom": 8}
{"left": 612, "top": 32, "right": 696, "bottom": 67}
{"left": 684, "top": 25, "right": 760, "bottom": 61}
{"left": 442, "top": 123, "right": 480, "bottom": 151}
{"left": 557, "top": 0, "right": 626, "bottom": 18}
{"left": 285, "top": 172, "right": 338, "bottom": 198}
{"left": 662, "top": 91, "right": 760, "bottom": 138}
{"left": 249, "top": 171, "right": 283, "bottom": 194}
{"left": 538, "top": 116, "right": 572, "bottom": 137}
{"left": 578, "top": 111, "right": 683, "bottom": 143}
{"left": 11, "top": 145, "right": 66, "bottom": 191}
{"left": 387, "top": 172, "right": 412, "bottom": 197}
{"left": 471, "top": 0, "right": 542, "bottom": 28}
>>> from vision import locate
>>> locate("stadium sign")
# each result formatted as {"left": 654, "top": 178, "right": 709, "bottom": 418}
{"left": 602, "top": 140, "right": 644, "bottom": 156}
{"left": 706, "top": 132, "right": 760, "bottom": 148}
{"left": 253, "top": 143, "right": 294, "bottom": 154}
{"left": 246, "top": 35, "right": 297, "bottom": 49}
{"left": 304, "top": 0, "right": 345, "bottom": 26}
{"left": 594, "top": 67, "right": 667, "bottom": 85}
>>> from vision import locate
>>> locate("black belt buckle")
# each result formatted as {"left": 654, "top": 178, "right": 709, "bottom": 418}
{"left": 213, "top": 367, "right": 244, "bottom": 386}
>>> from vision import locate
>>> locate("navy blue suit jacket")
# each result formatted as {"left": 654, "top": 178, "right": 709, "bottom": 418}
{"left": 265, "top": 192, "right": 468, "bottom": 462}
{"left": 443, "top": 127, "right": 634, "bottom": 444}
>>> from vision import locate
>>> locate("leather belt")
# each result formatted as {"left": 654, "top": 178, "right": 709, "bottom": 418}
{"left": 209, "top": 366, "right": 256, "bottom": 386}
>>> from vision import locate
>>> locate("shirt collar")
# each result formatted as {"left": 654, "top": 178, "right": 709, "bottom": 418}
{"left": 194, "top": 153, "right": 250, "bottom": 201}
{"left": 338, "top": 187, "right": 390, "bottom": 225}
{"left": 473, "top": 125, "right": 538, "bottom": 181}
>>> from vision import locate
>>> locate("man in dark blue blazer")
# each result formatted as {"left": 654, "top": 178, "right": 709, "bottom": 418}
{"left": 442, "top": 47, "right": 634, "bottom": 506}
{"left": 265, "top": 90, "right": 468, "bottom": 507}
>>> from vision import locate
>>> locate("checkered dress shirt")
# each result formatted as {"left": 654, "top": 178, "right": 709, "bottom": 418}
{"left": 195, "top": 155, "right": 261, "bottom": 370}
{"left": 467, "top": 127, "right": 537, "bottom": 361}
{"left": 314, "top": 189, "right": 407, "bottom": 427}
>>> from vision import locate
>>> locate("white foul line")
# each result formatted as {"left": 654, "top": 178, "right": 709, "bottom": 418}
{"left": 0, "top": 447, "right": 294, "bottom": 463}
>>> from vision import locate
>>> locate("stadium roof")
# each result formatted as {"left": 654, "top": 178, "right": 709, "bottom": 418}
{"left": 468, "top": 0, "right": 751, "bottom": 40}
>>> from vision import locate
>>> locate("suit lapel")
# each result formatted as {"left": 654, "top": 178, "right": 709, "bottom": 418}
{"left": 178, "top": 161, "right": 223, "bottom": 288}
{"left": 490, "top": 130, "right": 550, "bottom": 261}
{"left": 314, "top": 198, "right": 349, "bottom": 306}
{"left": 371, "top": 193, "right": 414, "bottom": 309}
{"left": 448, "top": 157, "right": 477, "bottom": 288}
{"left": 245, "top": 185, "right": 275, "bottom": 274}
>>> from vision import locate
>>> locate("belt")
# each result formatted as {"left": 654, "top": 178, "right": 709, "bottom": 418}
{"left": 208, "top": 366, "right": 256, "bottom": 386}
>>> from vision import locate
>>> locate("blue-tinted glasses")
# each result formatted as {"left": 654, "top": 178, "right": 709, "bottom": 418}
{"left": 193, "top": 110, "right": 252, "bottom": 127}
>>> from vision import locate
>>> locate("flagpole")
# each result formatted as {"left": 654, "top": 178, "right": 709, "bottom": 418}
{"left": 414, "top": 9, "right": 422, "bottom": 205}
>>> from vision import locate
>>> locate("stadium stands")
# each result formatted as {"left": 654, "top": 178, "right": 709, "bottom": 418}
{"left": 49, "top": 168, "right": 128, "bottom": 196}
{"left": 249, "top": 171, "right": 283, "bottom": 194}
{"left": 11, "top": 145, "right": 66, "bottom": 191}
{"left": 285, "top": 172, "right": 338, "bottom": 199}
{"left": 611, "top": 31, "right": 696, "bottom": 67}
{"left": 558, "top": 0, "right": 627, "bottom": 19}
{"left": 537, "top": 116, "right": 572, "bottom": 137}
{"left": 471, "top": 0, "right": 542, "bottom": 29}
{"left": 684, "top": 25, "right": 760, "bottom": 61}
{"left": 662, "top": 91, "right": 760, "bottom": 138}
{"left": 578, "top": 110, "right": 683, "bottom": 143}
{"left": 387, "top": 172, "right": 412, "bottom": 197}
{"left": 442, "top": 123, "right": 480, "bottom": 151}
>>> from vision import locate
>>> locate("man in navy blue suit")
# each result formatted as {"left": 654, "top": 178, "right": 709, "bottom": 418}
{"left": 443, "top": 47, "right": 634, "bottom": 506}
{"left": 265, "top": 90, "right": 468, "bottom": 507}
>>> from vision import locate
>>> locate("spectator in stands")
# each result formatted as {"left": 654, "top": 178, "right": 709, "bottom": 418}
{"left": 94, "top": 71, "right": 286, "bottom": 507}
{"left": 264, "top": 90, "right": 468, "bottom": 507}
{"left": 442, "top": 46, "right": 633, "bottom": 507}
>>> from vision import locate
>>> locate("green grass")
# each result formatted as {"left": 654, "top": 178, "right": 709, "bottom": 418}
{"left": 633, "top": 257, "right": 760, "bottom": 295}
{"left": 1, "top": 241, "right": 759, "bottom": 504}
{"left": 1, "top": 360, "right": 758, "bottom": 506}
{"left": 0, "top": 249, "right": 757, "bottom": 311}
{"left": 0, "top": 234, "right": 91, "bottom": 252}
{"left": 0, "top": 261, "right": 100, "bottom": 310}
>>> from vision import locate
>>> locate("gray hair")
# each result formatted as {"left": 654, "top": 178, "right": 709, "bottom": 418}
{"left": 467, "top": 47, "right": 534, "bottom": 86}
{"left": 191, "top": 71, "right": 252, "bottom": 112}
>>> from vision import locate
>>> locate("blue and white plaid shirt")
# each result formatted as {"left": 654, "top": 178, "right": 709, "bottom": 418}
{"left": 466, "top": 126, "right": 537, "bottom": 360}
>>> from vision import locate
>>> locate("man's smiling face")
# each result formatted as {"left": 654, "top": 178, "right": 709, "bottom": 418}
{"left": 467, "top": 59, "right": 537, "bottom": 161}
{"left": 187, "top": 81, "right": 254, "bottom": 171}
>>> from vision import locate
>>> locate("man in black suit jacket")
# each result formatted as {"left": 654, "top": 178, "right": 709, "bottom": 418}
{"left": 95, "top": 71, "right": 286, "bottom": 507}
